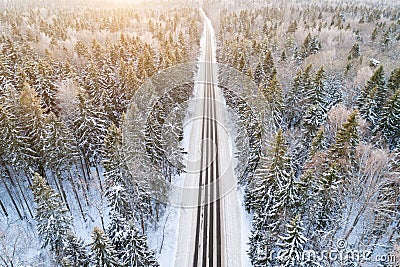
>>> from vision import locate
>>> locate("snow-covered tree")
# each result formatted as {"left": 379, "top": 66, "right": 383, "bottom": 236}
{"left": 297, "top": 33, "right": 321, "bottom": 60}
{"left": 103, "top": 123, "right": 124, "bottom": 186}
{"left": 247, "top": 129, "right": 299, "bottom": 266}
{"left": 44, "top": 112, "right": 77, "bottom": 172}
{"left": 247, "top": 129, "right": 293, "bottom": 214}
{"left": 254, "top": 49, "right": 276, "bottom": 86}
{"left": 90, "top": 226, "right": 119, "bottom": 267}
{"left": 31, "top": 173, "right": 72, "bottom": 259}
{"left": 302, "top": 104, "right": 327, "bottom": 138}
{"left": 62, "top": 232, "right": 90, "bottom": 267}
{"left": 330, "top": 110, "right": 359, "bottom": 165}
{"left": 14, "top": 83, "right": 47, "bottom": 175}
{"left": 74, "top": 89, "right": 108, "bottom": 162}
{"left": 107, "top": 211, "right": 158, "bottom": 266}
{"left": 358, "top": 66, "right": 387, "bottom": 125}
{"left": 120, "top": 221, "right": 159, "bottom": 266}
{"left": 310, "top": 66, "right": 328, "bottom": 109}
{"left": 286, "top": 65, "right": 313, "bottom": 128}
{"left": 277, "top": 214, "right": 307, "bottom": 267}
{"left": 311, "top": 163, "right": 342, "bottom": 231}
{"left": 248, "top": 211, "right": 274, "bottom": 266}
{"left": 260, "top": 74, "right": 283, "bottom": 129}
{"left": 378, "top": 90, "right": 400, "bottom": 149}
{"left": 387, "top": 67, "right": 400, "bottom": 96}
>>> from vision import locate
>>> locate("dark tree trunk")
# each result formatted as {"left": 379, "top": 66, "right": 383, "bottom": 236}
{"left": 0, "top": 173, "right": 22, "bottom": 219}
{"left": 68, "top": 169, "right": 86, "bottom": 221}
{"left": 53, "top": 170, "right": 70, "bottom": 212}
{"left": 0, "top": 194, "right": 8, "bottom": 217}
{"left": 6, "top": 166, "right": 33, "bottom": 218}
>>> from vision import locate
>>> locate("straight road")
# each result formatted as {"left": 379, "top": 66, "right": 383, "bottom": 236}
{"left": 192, "top": 21, "right": 223, "bottom": 267}
{"left": 174, "top": 9, "right": 245, "bottom": 267}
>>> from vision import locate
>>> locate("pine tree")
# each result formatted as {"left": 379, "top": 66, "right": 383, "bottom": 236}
{"left": 44, "top": 112, "right": 77, "bottom": 172}
{"left": 62, "top": 232, "right": 90, "bottom": 267}
{"left": 120, "top": 221, "right": 159, "bottom": 266}
{"left": 31, "top": 173, "right": 72, "bottom": 259}
{"left": 310, "top": 66, "right": 328, "bottom": 109}
{"left": 277, "top": 215, "right": 307, "bottom": 267}
{"left": 73, "top": 89, "right": 108, "bottom": 168}
{"left": 253, "top": 49, "right": 276, "bottom": 86}
{"left": 358, "top": 66, "right": 387, "bottom": 125}
{"left": 90, "top": 226, "right": 119, "bottom": 267}
{"left": 286, "top": 65, "right": 313, "bottom": 128}
{"left": 378, "top": 89, "right": 400, "bottom": 149}
{"left": 359, "top": 85, "right": 380, "bottom": 125}
{"left": 330, "top": 110, "right": 359, "bottom": 164}
{"left": 302, "top": 104, "right": 326, "bottom": 138}
{"left": 310, "top": 163, "right": 342, "bottom": 231}
{"left": 260, "top": 74, "right": 283, "bottom": 129}
{"left": 14, "top": 83, "right": 47, "bottom": 174}
{"left": 387, "top": 67, "right": 400, "bottom": 96}
{"left": 248, "top": 212, "right": 274, "bottom": 266}
{"left": 248, "top": 129, "right": 293, "bottom": 214}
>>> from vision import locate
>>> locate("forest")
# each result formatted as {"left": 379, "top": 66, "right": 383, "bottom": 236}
{"left": 0, "top": 0, "right": 200, "bottom": 265}
{"left": 214, "top": 0, "right": 400, "bottom": 266}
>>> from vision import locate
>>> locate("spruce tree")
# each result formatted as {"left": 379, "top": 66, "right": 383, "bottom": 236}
{"left": 103, "top": 123, "right": 135, "bottom": 220}
{"left": 73, "top": 89, "right": 108, "bottom": 167}
{"left": 348, "top": 43, "right": 361, "bottom": 59}
{"left": 31, "top": 173, "right": 72, "bottom": 259}
{"left": 248, "top": 129, "right": 292, "bottom": 214}
{"left": 14, "top": 83, "right": 46, "bottom": 174}
{"left": 0, "top": 105, "right": 17, "bottom": 163}
{"left": 359, "top": 85, "right": 380, "bottom": 125}
{"left": 44, "top": 112, "right": 77, "bottom": 172}
{"left": 286, "top": 65, "right": 313, "bottom": 128}
{"left": 330, "top": 110, "right": 359, "bottom": 164}
{"left": 253, "top": 49, "right": 276, "bottom": 86}
{"left": 358, "top": 66, "right": 387, "bottom": 124}
{"left": 378, "top": 89, "right": 400, "bottom": 148}
{"left": 309, "top": 128, "right": 326, "bottom": 157}
{"left": 302, "top": 104, "right": 326, "bottom": 138}
{"left": 310, "top": 66, "right": 327, "bottom": 109}
{"left": 62, "top": 232, "right": 90, "bottom": 267}
{"left": 387, "top": 67, "right": 400, "bottom": 96}
{"left": 277, "top": 215, "right": 307, "bottom": 267}
{"left": 34, "top": 58, "right": 59, "bottom": 113}
{"left": 120, "top": 221, "right": 159, "bottom": 267}
{"left": 106, "top": 184, "right": 132, "bottom": 221}
{"left": 90, "top": 226, "right": 119, "bottom": 267}
{"left": 260, "top": 74, "right": 283, "bottom": 129}
{"left": 248, "top": 212, "right": 274, "bottom": 266}
{"left": 311, "top": 163, "right": 342, "bottom": 231}
{"left": 103, "top": 123, "right": 124, "bottom": 187}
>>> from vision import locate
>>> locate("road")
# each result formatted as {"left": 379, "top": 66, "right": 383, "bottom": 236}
{"left": 191, "top": 19, "right": 223, "bottom": 267}
{"left": 174, "top": 9, "right": 245, "bottom": 267}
